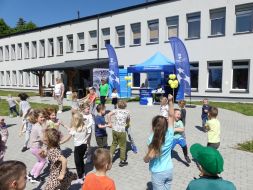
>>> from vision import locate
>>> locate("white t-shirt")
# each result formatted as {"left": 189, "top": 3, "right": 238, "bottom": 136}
{"left": 111, "top": 92, "right": 119, "bottom": 98}
{"left": 7, "top": 97, "right": 16, "bottom": 108}
{"left": 160, "top": 105, "right": 169, "bottom": 118}
{"left": 54, "top": 83, "right": 63, "bottom": 96}
{"left": 83, "top": 113, "right": 94, "bottom": 134}
{"left": 20, "top": 101, "right": 31, "bottom": 116}
{"left": 112, "top": 109, "right": 130, "bottom": 132}
{"left": 69, "top": 126, "right": 88, "bottom": 147}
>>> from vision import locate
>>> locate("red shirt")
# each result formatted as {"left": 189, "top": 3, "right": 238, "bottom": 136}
{"left": 82, "top": 173, "right": 116, "bottom": 190}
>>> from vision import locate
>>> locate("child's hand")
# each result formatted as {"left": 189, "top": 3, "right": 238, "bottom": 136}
{"left": 39, "top": 149, "right": 47, "bottom": 158}
{"left": 168, "top": 94, "right": 173, "bottom": 102}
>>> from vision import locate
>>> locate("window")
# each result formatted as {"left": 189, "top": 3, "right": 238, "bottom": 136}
{"left": 115, "top": 26, "right": 125, "bottom": 47}
{"left": 57, "top": 37, "right": 63, "bottom": 55}
{"left": 51, "top": 71, "right": 55, "bottom": 86}
{"left": 132, "top": 73, "right": 140, "bottom": 87}
{"left": 131, "top": 23, "right": 141, "bottom": 45}
{"left": 187, "top": 12, "right": 201, "bottom": 38}
{"left": 5, "top": 45, "right": 9, "bottom": 61}
{"left": 232, "top": 61, "right": 249, "bottom": 90}
{"left": 89, "top": 30, "right": 97, "bottom": 49}
{"left": 24, "top": 42, "right": 29, "bottom": 59}
{"left": 32, "top": 73, "right": 38, "bottom": 86}
{"left": 0, "top": 47, "right": 3, "bottom": 61}
{"left": 101, "top": 28, "right": 110, "bottom": 48}
{"left": 207, "top": 62, "right": 223, "bottom": 89}
{"left": 48, "top": 38, "right": 54, "bottom": 57}
{"left": 6, "top": 71, "right": 10, "bottom": 85}
{"left": 0, "top": 71, "right": 4, "bottom": 85}
{"left": 11, "top": 44, "right": 16, "bottom": 60}
{"left": 210, "top": 8, "right": 226, "bottom": 36}
{"left": 66, "top": 35, "right": 73, "bottom": 52}
{"left": 77, "top": 33, "right": 85, "bottom": 51}
{"left": 39, "top": 40, "right": 45, "bottom": 57}
{"left": 12, "top": 71, "right": 17, "bottom": 86}
{"left": 166, "top": 16, "right": 179, "bottom": 38}
{"left": 19, "top": 71, "right": 23, "bottom": 86}
{"left": 17, "top": 43, "right": 22, "bottom": 59}
{"left": 25, "top": 72, "right": 31, "bottom": 86}
{"left": 236, "top": 4, "right": 253, "bottom": 33}
{"left": 190, "top": 62, "right": 199, "bottom": 90}
{"left": 148, "top": 19, "right": 159, "bottom": 43}
{"left": 31, "top": 41, "right": 37, "bottom": 58}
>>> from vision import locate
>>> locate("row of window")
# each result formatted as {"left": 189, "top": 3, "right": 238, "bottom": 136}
{"left": 0, "top": 3, "right": 252, "bottom": 62}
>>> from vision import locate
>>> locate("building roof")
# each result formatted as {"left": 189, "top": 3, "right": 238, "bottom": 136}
{"left": 23, "top": 58, "right": 109, "bottom": 71}
{"left": 0, "top": 0, "right": 175, "bottom": 39}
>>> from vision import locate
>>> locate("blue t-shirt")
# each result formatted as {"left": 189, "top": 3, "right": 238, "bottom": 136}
{"left": 95, "top": 115, "right": 107, "bottom": 137}
{"left": 202, "top": 105, "right": 210, "bottom": 119}
{"left": 147, "top": 127, "right": 174, "bottom": 173}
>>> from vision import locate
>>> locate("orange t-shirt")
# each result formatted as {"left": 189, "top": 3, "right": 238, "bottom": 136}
{"left": 88, "top": 93, "right": 97, "bottom": 103}
{"left": 82, "top": 173, "right": 116, "bottom": 190}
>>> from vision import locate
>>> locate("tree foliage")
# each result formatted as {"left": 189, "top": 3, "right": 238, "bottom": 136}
{"left": 0, "top": 17, "right": 37, "bottom": 37}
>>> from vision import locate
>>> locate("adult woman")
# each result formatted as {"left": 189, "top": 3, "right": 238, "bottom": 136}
{"left": 53, "top": 78, "right": 65, "bottom": 113}
{"left": 99, "top": 78, "right": 109, "bottom": 106}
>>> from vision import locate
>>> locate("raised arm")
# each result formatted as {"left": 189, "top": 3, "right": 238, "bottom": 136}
{"left": 167, "top": 94, "right": 174, "bottom": 127}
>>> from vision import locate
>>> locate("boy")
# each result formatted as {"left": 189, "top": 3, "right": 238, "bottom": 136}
{"left": 0, "top": 160, "right": 27, "bottom": 190}
{"left": 201, "top": 99, "right": 210, "bottom": 131}
{"left": 186, "top": 143, "right": 236, "bottom": 190}
{"left": 172, "top": 109, "right": 191, "bottom": 163}
{"left": 7, "top": 94, "right": 19, "bottom": 117}
{"left": 82, "top": 148, "right": 116, "bottom": 190}
{"left": 205, "top": 107, "right": 220, "bottom": 149}
{"left": 178, "top": 100, "right": 186, "bottom": 126}
{"left": 95, "top": 104, "right": 110, "bottom": 148}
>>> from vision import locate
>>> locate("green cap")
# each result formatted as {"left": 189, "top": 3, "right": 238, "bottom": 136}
{"left": 190, "top": 143, "right": 224, "bottom": 175}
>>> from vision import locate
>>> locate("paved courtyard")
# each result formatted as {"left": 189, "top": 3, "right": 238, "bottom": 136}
{"left": 2, "top": 97, "right": 253, "bottom": 190}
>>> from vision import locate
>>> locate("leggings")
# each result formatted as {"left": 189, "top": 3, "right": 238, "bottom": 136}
{"left": 30, "top": 147, "right": 46, "bottom": 178}
{"left": 74, "top": 144, "right": 87, "bottom": 179}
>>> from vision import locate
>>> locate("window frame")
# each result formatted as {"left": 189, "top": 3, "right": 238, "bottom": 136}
{"left": 5, "top": 45, "right": 9, "bottom": 61}
{"left": 210, "top": 8, "right": 226, "bottom": 36}
{"left": 77, "top": 32, "right": 85, "bottom": 52}
{"left": 147, "top": 19, "right": 159, "bottom": 43}
{"left": 101, "top": 28, "right": 110, "bottom": 48}
{"left": 47, "top": 38, "right": 54, "bottom": 57}
{"left": 207, "top": 61, "right": 223, "bottom": 91}
{"left": 166, "top": 16, "right": 179, "bottom": 39}
{"left": 187, "top": 12, "right": 201, "bottom": 39}
{"left": 190, "top": 62, "right": 199, "bottom": 91}
{"left": 115, "top": 25, "right": 125, "bottom": 47}
{"left": 57, "top": 36, "right": 63, "bottom": 55}
{"left": 231, "top": 60, "right": 250, "bottom": 91}
{"left": 11, "top": 44, "right": 16, "bottom": 60}
{"left": 89, "top": 30, "right": 98, "bottom": 50}
{"left": 0, "top": 47, "right": 3, "bottom": 62}
{"left": 130, "top": 23, "right": 141, "bottom": 45}
{"left": 235, "top": 4, "right": 253, "bottom": 33}
{"left": 31, "top": 41, "right": 37, "bottom": 58}
{"left": 66, "top": 34, "right": 74, "bottom": 52}
{"left": 24, "top": 42, "right": 30, "bottom": 59}
{"left": 39, "top": 40, "right": 45, "bottom": 58}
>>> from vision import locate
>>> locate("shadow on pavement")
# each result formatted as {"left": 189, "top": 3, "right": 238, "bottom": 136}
{"left": 194, "top": 125, "right": 206, "bottom": 132}
{"left": 171, "top": 150, "right": 189, "bottom": 167}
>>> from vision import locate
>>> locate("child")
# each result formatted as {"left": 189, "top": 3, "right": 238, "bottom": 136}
{"left": 19, "top": 108, "right": 33, "bottom": 152}
{"left": 0, "top": 160, "right": 27, "bottom": 190}
{"left": 0, "top": 118, "right": 8, "bottom": 144}
{"left": 18, "top": 93, "right": 31, "bottom": 118}
{"left": 42, "top": 128, "right": 76, "bottom": 190}
{"left": 60, "top": 112, "right": 89, "bottom": 184}
{"left": 111, "top": 88, "right": 119, "bottom": 109}
{"left": 71, "top": 91, "right": 80, "bottom": 113}
{"left": 94, "top": 104, "right": 110, "bottom": 148}
{"left": 80, "top": 103, "right": 94, "bottom": 162}
{"left": 108, "top": 100, "right": 130, "bottom": 167}
{"left": 205, "top": 107, "right": 220, "bottom": 149}
{"left": 172, "top": 109, "right": 191, "bottom": 163}
{"left": 178, "top": 100, "right": 186, "bottom": 127}
{"left": 82, "top": 148, "right": 116, "bottom": 190}
{"left": 45, "top": 107, "right": 62, "bottom": 129}
{"left": 144, "top": 94, "right": 174, "bottom": 190}
{"left": 186, "top": 143, "right": 236, "bottom": 190}
{"left": 0, "top": 134, "right": 7, "bottom": 164}
{"left": 7, "top": 94, "right": 19, "bottom": 117}
{"left": 201, "top": 98, "right": 210, "bottom": 130}
{"left": 160, "top": 97, "right": 169, "bottom": 118}
{"left": 83, "top": 87, "right": 97, "bottom": 115}
{"left": 27, "top": 109, "right": 47, "bottom": 183}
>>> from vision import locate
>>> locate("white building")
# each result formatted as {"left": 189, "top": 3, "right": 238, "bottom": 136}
{"left": 0, "top": 0, "right": 253, "bottom": 100}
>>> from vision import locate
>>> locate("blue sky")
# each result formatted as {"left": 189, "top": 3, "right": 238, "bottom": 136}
{"left": 0, "top": 0, "right": 146, "bottom": 27}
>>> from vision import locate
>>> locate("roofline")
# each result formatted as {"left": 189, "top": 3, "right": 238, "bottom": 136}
{"left": 0, "top": 0, "right": 176, "bottom": 39}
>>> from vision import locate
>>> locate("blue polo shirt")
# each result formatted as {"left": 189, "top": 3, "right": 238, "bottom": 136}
{"left": 95, "top": 115, "right": 107, "bottom": 137}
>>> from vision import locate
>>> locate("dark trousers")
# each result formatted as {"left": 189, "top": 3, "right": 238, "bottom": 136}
{"left": 100, "top": 96, "right": 106, "bottom": 105}
{"left": 207, "top": 142, "right": 220, "bottom": 149}
{"left": 74, "top": 144, "right": 87, "bottom": 179}
{"left": 9, "top": 106, "right": 19, "bottom": 116}
{"left": 96, "top": 136, "right": 108, "bottom": 148}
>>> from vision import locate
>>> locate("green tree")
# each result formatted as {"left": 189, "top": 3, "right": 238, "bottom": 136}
{"left": 0, "top": 18, "right": 11, "bottom": 37}
{"left": 13, "top": 18, "right": 37, "bottom": 33}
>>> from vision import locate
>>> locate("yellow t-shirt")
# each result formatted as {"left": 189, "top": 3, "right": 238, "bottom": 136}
{"left": 206, "top": 118, "right": 220, "bottom": 143}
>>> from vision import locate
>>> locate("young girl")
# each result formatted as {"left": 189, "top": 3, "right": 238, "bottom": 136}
{"left": 0, "top": 118, "right": 8, "bottom": 162}
{"left": 71, "top": 91, "right": 80, "bottom": 113}
{"left": 27, "top": 109, "right": 47, "bottom": 183}
{"left": 45, "top": 107, "right": 62, "bottom": 129}
{"left": 144, "top": 94, "right": 174, "bottom": 190}
{"left": 18, "top": 93, "right": 31, "bottom": 118}
{"left": 19, "top": 108, "right": 33, "bottom": 152}
{"left": 160, "top": 97, "right": 169, "bottom": 118}
{"left": 111, "top": 88, "right": 119, "bottom": 109}
{"left": 80, "top": 103, "right": 94, "bottom": 162}
{"left": 42, "top": 128, "right": 76, "bottom": 190}
{"left": 108, "top": 100, "right": 130, "bottom": 167}
{"left": 0, "top": 134, "right": 7, "bottom": 164}
{"left": 60, "top": 112, "right": 89, "bottom": 184}
{"left": 85, "top": 87, "right": 97, "bottom": 115}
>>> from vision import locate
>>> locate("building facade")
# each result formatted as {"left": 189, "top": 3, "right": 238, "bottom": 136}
{"left": 0, "top": 0, "right": 253, "bottom": 99}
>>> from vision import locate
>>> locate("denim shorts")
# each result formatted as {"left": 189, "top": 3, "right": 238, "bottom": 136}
{"left": 172, "top": 137, "right": 187, "bottom": 149}
{"left": 151, "top": 169, "right": 173, "bottom": 190}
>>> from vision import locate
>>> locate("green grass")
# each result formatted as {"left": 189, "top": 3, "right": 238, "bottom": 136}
{"left": 0, "top": 90, "right": 38, "bottom": 97}
{"left": 237, "top": 140, "right": 253, "bottom": 153}
{"left": 192, "top": 101, "right": 253, "bottom": 116}
{"left": 0, "top": 100, "right": 70, "bottom": 116}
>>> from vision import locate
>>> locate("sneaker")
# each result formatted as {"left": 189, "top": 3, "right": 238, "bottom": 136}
{"left": 71, "top": 178, "right": 84, "bottom": 185}
{"left": 185, "top": 156, "right": 191, "bottom": 163}
{"left": 131, "top": 144, "right": 138, "bottom": 154}
{"left": 119, "top": 160, "right": 128, "bottom": 167}
{"left": 27, "top": 173, "right": 33, "bottom": 181}
{"left": 30, "top": 176, "right": 41, "bottom": 183}
{"left": 21, "top": 146, "right": 29, "bottom": 152}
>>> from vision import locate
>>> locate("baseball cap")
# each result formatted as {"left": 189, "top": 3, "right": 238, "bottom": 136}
{"left": 190, "top": 143, "right": 224, "bottom": 175}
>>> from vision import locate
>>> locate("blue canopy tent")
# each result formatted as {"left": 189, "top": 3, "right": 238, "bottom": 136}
{"left": 127, "top": 52, "right": 175, "bottom": 105}
{"left": 127, "top": 52, "right": 174, "bottom": 73}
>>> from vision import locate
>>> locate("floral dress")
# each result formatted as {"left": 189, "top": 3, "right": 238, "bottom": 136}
{"left": 44, "top": 147, "right": 76, "bottom": 190}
